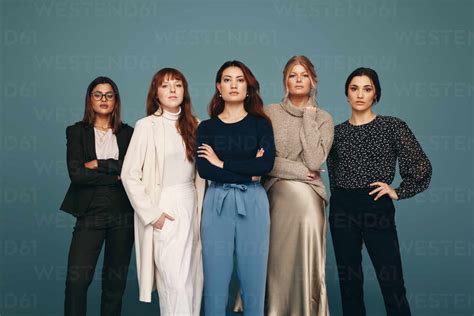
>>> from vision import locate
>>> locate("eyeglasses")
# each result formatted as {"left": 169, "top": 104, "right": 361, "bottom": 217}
{"left": 91, "top": 91, "right": 115, "bottom": 101}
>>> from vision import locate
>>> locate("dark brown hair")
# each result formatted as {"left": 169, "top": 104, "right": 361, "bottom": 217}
{"left": 208, "top": 60, "right": 270, "bottom": 122}
{"left": 345, "top": 67, "right": 382, "bottom": 104}
{"left": 82, "top": 76, "right": 122, "bottom": 133}
{"left": 146, "top": 68, "right": 198, "bottom": 162}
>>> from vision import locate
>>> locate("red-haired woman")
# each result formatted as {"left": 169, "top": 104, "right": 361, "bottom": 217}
{"left": 195, "top": 60, "right": 276, "bottom": 315}
{"left": 121, "top": 68, "right": 205, "bottom": 315}
{"left": 61, "top": 76, "right": 134, "bottom": 316}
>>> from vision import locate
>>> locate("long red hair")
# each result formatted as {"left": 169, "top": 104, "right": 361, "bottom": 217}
{"left": 208, "top": 60, "right": 270, "bottom": 122}
{"left": 146, "top": 68, "right": 198, "bottom": 162}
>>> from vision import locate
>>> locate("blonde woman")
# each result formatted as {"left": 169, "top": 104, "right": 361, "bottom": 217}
{"left": 121, "top": 68, "right": 204, "bottom": 315}
{"left": 265, "top": 55, "right": 333, "bottom": 315}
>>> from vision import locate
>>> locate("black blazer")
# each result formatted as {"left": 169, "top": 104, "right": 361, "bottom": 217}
{"left": 60, "top": 121, "right": 134, "bottom": 217}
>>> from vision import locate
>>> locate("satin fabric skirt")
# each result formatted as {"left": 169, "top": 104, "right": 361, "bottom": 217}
{"left": 152, "top": 182, "right": 203, "bottom": 316}
{"left": 266, "top": 180, "right": 329, "bottom": 316}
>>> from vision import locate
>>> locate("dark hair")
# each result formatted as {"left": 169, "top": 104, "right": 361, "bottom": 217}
{"left": 208, "top": 60, "right": 270, "bottom": 122}
{"left": 146, "top": 68, "right": 198, "bottom": 162}
{"left": 345, "top": 67, "right": 381, "bottom": 104}
{"left": 82, "top": 76, "right": 122, "bottom": 133}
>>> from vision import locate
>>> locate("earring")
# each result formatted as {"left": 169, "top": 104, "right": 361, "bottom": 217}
{"left": 219, "top": 94, "right": 222, "bottom": 98}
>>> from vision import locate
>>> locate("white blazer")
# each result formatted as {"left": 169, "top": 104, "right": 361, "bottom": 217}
{"left": 121, "top": 113, "right": 205, "bottom": 302}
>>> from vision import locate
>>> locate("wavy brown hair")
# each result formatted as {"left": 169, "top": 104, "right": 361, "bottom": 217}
{"left": 282, "top": 55, "right": 318, "bottom": 101}
{"left": 208, "top": 60, "right": 270, "bottom": 122}
{"left": 82, "top": 76, "right": 122, "bottom": 133}
{"left": 146, "top": 68, "right": 198, "bottom": 162}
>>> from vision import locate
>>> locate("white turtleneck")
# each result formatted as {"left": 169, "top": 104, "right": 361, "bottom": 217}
{"left": 161, "top": 108, "right": 194, "bottom": 187}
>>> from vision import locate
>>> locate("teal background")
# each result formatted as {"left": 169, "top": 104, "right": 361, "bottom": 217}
{"left": 1, "top": 0, "right": 472, "bottom": 315}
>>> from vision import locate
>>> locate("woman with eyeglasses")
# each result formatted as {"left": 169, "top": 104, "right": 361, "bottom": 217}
{"left": 60, "top": 76, "right": 134, "bottom": 316}
{"left": 327, "top": 67, "right": 432, "bottom": 316}
{"left": 121, "top": 68, "right": 205, "bottom": 315}
{"left": 195, "top": 60, "right": 275, "bottom": 315}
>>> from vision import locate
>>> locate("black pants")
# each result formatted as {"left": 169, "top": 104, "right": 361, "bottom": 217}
{"left": 64, "top": 187, "right": 134, "bottom": 316}
{"left": 329, "top": 188, "right": 411, "bottom": 316}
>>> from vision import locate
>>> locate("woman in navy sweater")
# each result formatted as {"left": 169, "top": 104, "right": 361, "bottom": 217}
{"left": 195, "top": 60, "right": 275, "bottom": 315}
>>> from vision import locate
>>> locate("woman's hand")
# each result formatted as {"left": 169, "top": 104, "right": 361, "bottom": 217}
{"left": 369, "top": 182, "right": 399, "bottom": 201}
{"left": 307, "top": 170, "right": 317, "bottom": 180}
{"left": 197, "top": 144, "right": 224, "bottom": 168}
{"left": 152, "top": 212, "right": 175, "bottom": 230}
{"left": 84, "top": 160, "right": 98, "bottom": 169}
{"left": 303, "top": 106, "right": 317, "bottom": 118}
{"left": 251, "top": 148, "right": 265, "bottom": 182}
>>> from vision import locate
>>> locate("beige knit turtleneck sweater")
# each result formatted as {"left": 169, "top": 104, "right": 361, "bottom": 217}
{"left": 264, "top": 97, "right": 334, "bottom": 203}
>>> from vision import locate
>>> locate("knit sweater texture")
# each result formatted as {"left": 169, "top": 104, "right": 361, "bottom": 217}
{"left": 264, "top": 97, "right": 334, "bottom": 202}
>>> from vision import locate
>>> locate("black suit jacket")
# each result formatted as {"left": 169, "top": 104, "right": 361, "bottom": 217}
{"left": 60, "top": 121, "right": 134, "bottom": 217}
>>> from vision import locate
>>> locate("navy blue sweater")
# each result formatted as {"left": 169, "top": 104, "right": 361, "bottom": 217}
{"left": 195, "top": 114, "right": 276, "bottom": 184}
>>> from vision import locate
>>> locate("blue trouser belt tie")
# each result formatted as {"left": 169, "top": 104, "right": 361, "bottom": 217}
{"left": 215, "top": 183, "right": 248, "bottom": 216}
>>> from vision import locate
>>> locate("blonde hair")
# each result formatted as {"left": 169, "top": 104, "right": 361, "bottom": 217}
{"left": 282, "top": 55, "right": 318, "bottom": 103}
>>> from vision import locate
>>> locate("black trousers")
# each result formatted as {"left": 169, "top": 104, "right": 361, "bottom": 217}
{"left": 329, "top": 188, "right": 411, "bottom": 316}
{"left": 64, "top": 186, "right": 134, "bottom": 316}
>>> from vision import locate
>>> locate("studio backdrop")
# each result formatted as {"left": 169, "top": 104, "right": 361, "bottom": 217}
{"left": 1, "top": 0, "right": 472, "bottom": 315}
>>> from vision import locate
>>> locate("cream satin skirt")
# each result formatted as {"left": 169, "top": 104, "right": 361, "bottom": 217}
{"left": 235, "top": 180, "right": 329, "bottom": 315}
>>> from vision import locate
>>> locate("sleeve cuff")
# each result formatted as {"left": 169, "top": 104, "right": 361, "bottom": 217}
{"left": 97, "top": 159, "right": 105, "bottom": 169}
{"left": 395, "top": 187, "right": 405, "bottom": 200}
{"left": 150, "top": 212, "right": 162, "bottom": 225}
{"left": 97, "top": 159, "right": 111, "bottom": 174}
{"left": 303, "top": 108, "right": 317, "bottom": 121}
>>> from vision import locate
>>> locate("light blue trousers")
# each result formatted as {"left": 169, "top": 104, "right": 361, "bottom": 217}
{"left": 201, "top": 182, "right": 270, "bottom": 316}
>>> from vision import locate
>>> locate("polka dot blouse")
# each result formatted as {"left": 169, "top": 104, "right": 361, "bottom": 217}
{"left": 327, "top": 115, "right": 432, "bottom": 200}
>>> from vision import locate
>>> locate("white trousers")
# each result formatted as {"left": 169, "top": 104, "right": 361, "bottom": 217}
{"left": 153, "top": 182, "right": 203, "bottom": 316}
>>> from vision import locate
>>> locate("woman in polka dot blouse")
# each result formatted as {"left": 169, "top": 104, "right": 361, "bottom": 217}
{"left": 327, "top": 67, "right": 432, "bottom": 316}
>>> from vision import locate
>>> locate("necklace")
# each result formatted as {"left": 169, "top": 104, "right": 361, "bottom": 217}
{"left": 94, "top": 128, "right": 109, "bottom": 144}
{"left": 94, "top": 125, "right": 111, "bottom": 131}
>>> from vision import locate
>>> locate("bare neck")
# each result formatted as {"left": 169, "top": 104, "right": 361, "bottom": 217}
{"left": 350, "top": 110, "right": 376, "bottom": 126}
{"left": 219, "top": 103, "right": 247, "bottom": 123}
{"left": 221, "top": 103, "right": 246, "bottom": 116}
{"left": 94, "top": 114, "right": 111, "bottom": 128}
